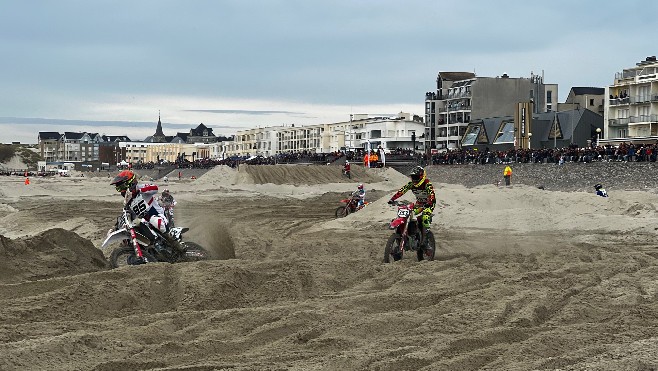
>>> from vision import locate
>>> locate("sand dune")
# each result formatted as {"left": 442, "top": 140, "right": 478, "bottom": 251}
{"left": 1, "top": 164, "right": 658, "bottom": 370}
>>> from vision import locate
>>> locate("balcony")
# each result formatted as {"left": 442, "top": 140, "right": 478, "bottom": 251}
{"left": 608, "top": 118, "right": 629, "bottom": 127}
{"left": 447, "top": 89, "right": 472, "bottom": 99}
{"left": 609, "top": 97, "right": 630, "bottom": 106}
{"left": 615, "top": 70, "right": 639, "bottom": 82}
{"left": 631, "top": 95, "right": 653, "bottom": 104}
{"left": 624, "top": 115, "right": 658, "bottom": 125}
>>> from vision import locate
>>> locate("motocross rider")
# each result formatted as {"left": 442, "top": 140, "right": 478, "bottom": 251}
{"left": 158, "top": 188, "right": 177, "bottom": 207}
{"left": 353, "top": 183, "right": 366, "bottom": 209}
{"left": 110, "top": 170, "right": 184, "bottom": 254}
{"left": 387, "top": 166, "right": 436, "bottom": 247}
{"left": 158, "top": 188, "right": 177, "bottom": 225}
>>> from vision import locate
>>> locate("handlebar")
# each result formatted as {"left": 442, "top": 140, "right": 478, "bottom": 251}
{"left": 388, "top": 200, "right": 413, "bottom": 207}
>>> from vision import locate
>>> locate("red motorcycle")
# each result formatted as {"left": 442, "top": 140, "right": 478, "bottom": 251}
{"left": 384, "top": 200, "right": 435, "bottom": 263}
{"left": 335, "top": 194, "right": 369, "bottom": 218}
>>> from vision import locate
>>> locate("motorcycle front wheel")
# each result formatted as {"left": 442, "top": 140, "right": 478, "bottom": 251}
{"left": 384, "top": 233, "right": 404, "bottom": 263}
{"left": 335, "top": 206, "right": 350, "bottom": 218}
{"left": 109, "top": 246, "right": 156, "bottom": 269}
{"left": 417, "top": 231, "right": 436, "bottom": 262}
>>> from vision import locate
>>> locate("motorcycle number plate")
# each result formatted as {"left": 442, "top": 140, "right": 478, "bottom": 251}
{"left": 397, "top": 208, "right": 410, "bottom": 218}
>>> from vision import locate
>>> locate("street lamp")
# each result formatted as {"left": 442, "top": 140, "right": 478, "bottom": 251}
{"left": 570, "top": 103, "right": 580, "bottom": 145}
{"left": 596, "top": 128, "right": 602, "bottom": 147}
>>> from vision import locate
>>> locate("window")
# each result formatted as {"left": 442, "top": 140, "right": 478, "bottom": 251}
{"left": 461, "top": 124, "right": 481, "bottom": 145}
{"left": 493, "top": 121, "right": 515, "bottom": 144}
{"left": 548, "top": 114, "right": 563, "bottom": 139}
{"left": 589, "top": 99, "right": 594, "bottom": 106}
{"left": 547, "top": 91, "right": 552, "bottom": 103}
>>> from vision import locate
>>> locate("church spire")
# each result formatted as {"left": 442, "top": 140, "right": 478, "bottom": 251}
{"left": 153, "top": 110, "right": 166, "bottom": 142}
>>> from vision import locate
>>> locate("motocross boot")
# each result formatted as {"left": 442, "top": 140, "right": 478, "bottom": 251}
{"left": 421, "top": 228, "right": 433, "bottom": 250}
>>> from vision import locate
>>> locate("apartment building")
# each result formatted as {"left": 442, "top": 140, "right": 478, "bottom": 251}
{"left": 38, "top": 131, "right": 102, "bottom": 162}
{"left": 38, "top": 132, "right": 63, "bottom": 162}
{"left": 558, "top": 87, "right": 605, "bottom": 115}
{"left": 604, "top": 56, "right": 658, "bottom": 141}
{"left": 215, "top": 113, "right": 425, "bottom": 158}
{"left": 424, "top": 71, "right": 557, "bottom": 150}
{"left": 120, "top": 141, "right": 211, "bottom": 163}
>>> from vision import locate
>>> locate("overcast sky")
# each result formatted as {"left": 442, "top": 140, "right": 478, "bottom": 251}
{"left": 1, "top": 0, "right": 656, "bottom": 144}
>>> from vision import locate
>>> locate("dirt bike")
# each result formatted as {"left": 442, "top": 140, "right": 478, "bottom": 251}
{"left": 101, "top": 207, "right": 209, "bottom": 268}
{"left": 384, "top": 200, "right": 435, "bottom": 263}
{"left": 162, "top": 204, "right": 175, "bottom": 227}
{"left": 335, "top": 194, "right": 369, "bottom": 218}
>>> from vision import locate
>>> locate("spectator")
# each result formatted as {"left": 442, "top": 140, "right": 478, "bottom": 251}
{"left": 594, "top": 184, "right": 608, "bottom": 197}
{"left": 503, "top": 165, "right": 512, "bottom": 186}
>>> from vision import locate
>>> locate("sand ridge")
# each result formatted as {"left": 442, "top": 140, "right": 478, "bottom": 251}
{"left": 1, "top": 164, "right": 658, "bottom": 370}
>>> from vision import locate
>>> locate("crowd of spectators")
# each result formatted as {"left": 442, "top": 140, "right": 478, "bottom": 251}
{"left": 0, "top": 169, "right": 38, "bottom": 177}
{"left": 8, "top": 143, "right": 657, "bottom": 180}
{"left": 428, "top": 143, "right": 658, "bottom": 165}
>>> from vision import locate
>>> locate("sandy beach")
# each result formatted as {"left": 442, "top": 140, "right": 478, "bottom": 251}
{"left": 2, "top": 163, "right": 658, "bottom": 370}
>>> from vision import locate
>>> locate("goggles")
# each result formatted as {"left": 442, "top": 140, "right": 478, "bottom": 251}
{"left": 115, "top": 183, "right": 129, "bottom": 192}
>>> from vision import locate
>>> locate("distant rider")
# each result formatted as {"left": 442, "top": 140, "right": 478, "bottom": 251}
{"left": 387, "top": 166, "right": 436, "bottom": 247}
{"left": 110, "top": 170, "right": 184, "bottom": 254}
{"left": 158, "top": 188, "right": 177, "bottom": 207}
{"left": 352, "top": 183, "right": 366, "bottom": 209}
{"left": 158, "top": 188, "right": 177, "bottom": 225}
{"left": 343, "top": 160, "right": 351, "bottom": 179}
{"left": 594, "top": 183, "right": 608, "bottom": 197}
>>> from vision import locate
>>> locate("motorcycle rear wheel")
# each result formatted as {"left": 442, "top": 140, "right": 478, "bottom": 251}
{"left": 335, "top": 206, "right": 350, "bottom": 218}
{"left": 384, "top": 233, "right": 403, "bottom": 263}
{"left": 417, "top": 231, "right": 436, "bottom": 262}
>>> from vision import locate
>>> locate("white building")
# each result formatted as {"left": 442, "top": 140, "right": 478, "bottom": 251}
{"left": 604, "top": 56, "right": 658, "bottom": 141}
{"left": 212, "top": 113, "right": 425, "bottom": 158}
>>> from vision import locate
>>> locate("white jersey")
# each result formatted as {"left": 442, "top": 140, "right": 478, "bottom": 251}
{"left": 126, "top": 183, "right": 165, "bottom": 219}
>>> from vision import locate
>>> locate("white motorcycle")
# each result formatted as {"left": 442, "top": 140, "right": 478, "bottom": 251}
{"left": 102, "top": 206, "right": 208, "bottom": 268}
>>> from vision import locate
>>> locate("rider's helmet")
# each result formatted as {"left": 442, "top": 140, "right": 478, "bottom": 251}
{"left": 358, "top": 184, "right": 364, "bottom": 190}
{"left": 110, "top": 170, "right": 137, "bottom": 194}
{"left": 594, "top": 184, "right": 603, "bottom": 190}
{"left": 162, "top": 188, "right": 170, "bottom": 195}
{"left": 409, "top": 166, "right": 426, "bottom": 187}
{"left": 345, "top": 160, "right": 349, "bottom": 165}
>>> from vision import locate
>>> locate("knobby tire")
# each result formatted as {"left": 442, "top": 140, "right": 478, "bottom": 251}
{"left": 417, "top": 231, "right": 436, "bottom": 262}
{"left": 335, "top": 206, "right": 350, "bottom": 218}
{"left": 384, "top": 233, "right": 403, "bottom": 263}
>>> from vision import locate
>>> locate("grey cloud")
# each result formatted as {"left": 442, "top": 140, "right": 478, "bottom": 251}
{"left": 183, "top": 109, "right": 307, "bottom": 116}
{"left": 0, "top": 117, "right": 243, "bottom": 130}
{"left": 0, "top": 0, "right": 657, "bottom": 122}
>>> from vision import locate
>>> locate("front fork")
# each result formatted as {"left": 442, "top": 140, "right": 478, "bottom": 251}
{"left": 397, "top": 216, "right": 411, "bottom": 253}
{"left": 128, "top": 227, "right": 146, "bottom": 259}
